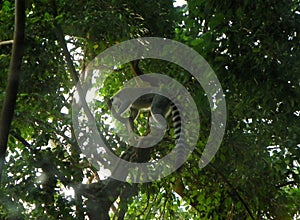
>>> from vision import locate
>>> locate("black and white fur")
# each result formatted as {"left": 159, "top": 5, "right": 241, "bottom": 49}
{"left": 110, "top": 90, "right": 187, "bottom": 171}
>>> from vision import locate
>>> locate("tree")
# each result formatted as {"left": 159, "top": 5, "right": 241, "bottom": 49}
{"left": 0, "top": 0, "right": 299, "bottom": 219}
{"left": 0, "top": 0, "right": 25, "bottom": 183}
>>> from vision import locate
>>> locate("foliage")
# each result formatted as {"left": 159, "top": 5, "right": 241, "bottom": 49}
{"left": 0, "top": 0, "right": 299, "bottom": 219}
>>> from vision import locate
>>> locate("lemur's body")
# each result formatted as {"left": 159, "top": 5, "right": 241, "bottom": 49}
{"left": 110, "top": 60, "right": 187, "bottom": 171}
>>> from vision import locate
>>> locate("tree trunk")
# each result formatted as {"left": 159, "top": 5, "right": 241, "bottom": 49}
{"left": 0, "top": 0, "right": 26, "bottom": 183}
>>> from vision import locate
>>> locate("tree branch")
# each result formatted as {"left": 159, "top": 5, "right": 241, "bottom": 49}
{"left": 0, "top": 40, "right": 14, "bottom": 46}
{"left": 0, "top": 0, "right": 26, "bottom": 183}
{"left": 208, "top": 163, "right": 255, "bottom": 220}
{"left": 276, "top": 181, "right": 297, "bottom": 188}
{"left": 10, "top": 131, "right": 70, "bottom": 186}
{"left": 194, "top": 151, "right": 255, "bottom": 220}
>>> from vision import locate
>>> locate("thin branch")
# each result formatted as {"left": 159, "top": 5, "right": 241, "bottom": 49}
{"left": 10, "top": 131, "right": 33, "bottom": 150}
{"left": 194, "top": 150, "right": 255, "bottom": 220}
{"left": 276, "top": 181, "right": 297, "bottom": 188}
{"left": 10, "top": 131, "right": 70, "bottom": 186}
{"left": 209, "top": 163, "right": 255, "bottom": 220}
{"left": 0, "top": 0, "right": 26, "bottom": 183}
{"left": 0, "top": 40, "right": 14, "bottom": 46}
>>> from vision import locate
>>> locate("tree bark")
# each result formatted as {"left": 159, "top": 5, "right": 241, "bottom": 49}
{"left": 0, "top": 0, "right": 26, "bottom": 183}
